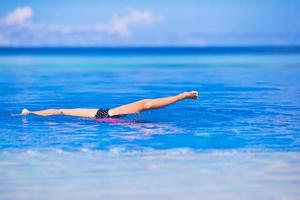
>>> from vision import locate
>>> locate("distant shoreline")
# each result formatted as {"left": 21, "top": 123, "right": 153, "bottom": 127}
{"left": 1, "top": 46, "right": 300, "bottom": 55}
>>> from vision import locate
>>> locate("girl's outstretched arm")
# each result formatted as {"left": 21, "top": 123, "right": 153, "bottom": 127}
{"left": 21, "top": 108, "right": 98, "bottom": 118}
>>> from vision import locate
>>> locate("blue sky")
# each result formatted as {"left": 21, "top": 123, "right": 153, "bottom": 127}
{"left": 0, "top": 0, "right": 299, "bottom": 46}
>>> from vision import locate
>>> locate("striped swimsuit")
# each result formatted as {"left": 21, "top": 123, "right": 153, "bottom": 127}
{"left": 94, "top": 109, "right": 122, "bottom": 119}
{"left": 94, "top": 109, "right": 110, "bottom": 119}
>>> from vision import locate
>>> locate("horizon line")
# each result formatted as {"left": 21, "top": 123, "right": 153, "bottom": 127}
{"left": 1, "top": 45, "right": 300, "bottom": 48}
{"left": 1, "top": 45, "right": 300, "bottom": 55}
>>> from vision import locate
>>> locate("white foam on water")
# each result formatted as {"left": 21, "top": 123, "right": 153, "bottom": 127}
{"left": 0, "top": 149, "right": 300, "bottom": 200}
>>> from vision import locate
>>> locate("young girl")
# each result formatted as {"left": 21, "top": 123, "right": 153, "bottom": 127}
{"left": 21, "top": 91, "right": 198, "bottom": 119}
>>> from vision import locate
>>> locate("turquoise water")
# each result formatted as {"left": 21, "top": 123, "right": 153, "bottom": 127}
{"left": 1, "top": 50, "right": 300, "bottom": 199}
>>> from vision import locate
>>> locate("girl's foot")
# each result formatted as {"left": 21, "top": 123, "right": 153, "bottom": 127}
{"left": 21, "top": 108, "right": 31, "bottom": 115}
{"left": 180, "top": 91, "right": 199, "bottom": 99}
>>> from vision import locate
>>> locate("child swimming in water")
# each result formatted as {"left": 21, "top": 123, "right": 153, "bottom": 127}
{"left": 21, "top": 91, "right": 198, "bottom": 119}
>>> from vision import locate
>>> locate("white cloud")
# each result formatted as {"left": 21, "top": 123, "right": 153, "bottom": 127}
{"left": 73, "top": 8, "right": 164, "bottom": 37}
{"left": 3, "top": 6, "right": 33, "bottom": 25}
{"left": 100, "top": 8, "right": 164, "bottom": 37}
{"left": 0, "top": 7, "right": 164, "bottom": 45}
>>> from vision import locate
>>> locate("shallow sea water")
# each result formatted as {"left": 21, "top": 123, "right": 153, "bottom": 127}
{"left": 0, "top": 52, "right": 300, "bottom": 199}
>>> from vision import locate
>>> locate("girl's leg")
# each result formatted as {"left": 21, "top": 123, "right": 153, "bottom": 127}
{"left": 109, "top": 91, "right": 198, "bottom": 116}
{"left": 21, "top": 108, "right": 98, "bottom": 118}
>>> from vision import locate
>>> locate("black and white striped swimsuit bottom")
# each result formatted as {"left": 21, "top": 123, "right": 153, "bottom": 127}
{"left": 94, "top": 109, "right": 121, "bottom": 119}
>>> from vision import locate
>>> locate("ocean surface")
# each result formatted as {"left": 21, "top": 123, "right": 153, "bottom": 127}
{"left": 0, "top": 47, "right": 300, "bottom": 200}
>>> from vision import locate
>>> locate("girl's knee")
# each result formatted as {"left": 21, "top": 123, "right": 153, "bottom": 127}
{"left": 56, "top": 109, "right": 64, "bottom": 115}
{"left": 140, "top": 99, "right": 153, "bottom": 110}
